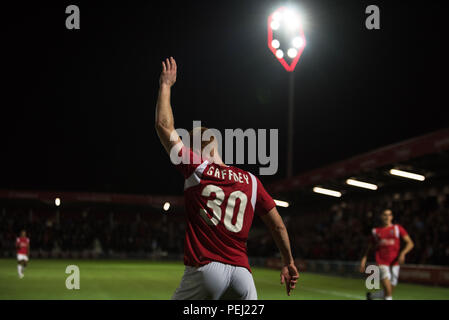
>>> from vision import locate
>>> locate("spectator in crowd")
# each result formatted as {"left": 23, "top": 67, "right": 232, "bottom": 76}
{"left": 0, "top": 185, "right": 448, "bottom": 265}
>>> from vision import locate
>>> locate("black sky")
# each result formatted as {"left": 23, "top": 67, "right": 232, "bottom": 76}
{"left": 1, "top": 0, "right": 448, "bottom": 195}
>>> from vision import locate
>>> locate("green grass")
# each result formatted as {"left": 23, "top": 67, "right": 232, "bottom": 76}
{"left": 1, "top": 259, "right": 448, "bottom": 300}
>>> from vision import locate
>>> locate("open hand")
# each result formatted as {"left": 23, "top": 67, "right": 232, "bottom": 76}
{"left": 281, "top": 263, "right": 299, "bottom": 296}
{"left": 160, "top": 57, "right": 177, "bottom": 87}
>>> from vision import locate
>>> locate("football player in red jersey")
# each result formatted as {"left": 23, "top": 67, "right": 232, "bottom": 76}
{"left": 360, "top": 209, "right": 414, "bottom": 300}
{"left": 16, "top": 230, "right": 30, "bottom": 279}
{"left": 155, "top": 57, "right": 299, "bottom": 299}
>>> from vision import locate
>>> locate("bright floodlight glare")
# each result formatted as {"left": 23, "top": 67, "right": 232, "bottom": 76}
{"left": 389, "top": 169, "right": 425, "bottom": 181}
{"left": 273, "top": 11, "right": 282, "bottom": 21}
{"left": 274, "top": 199, "right": 289, "bottom": 208}
{"left": 271, "top": 39, "right": 280, "bottom": 49}
{"left": 276, "top": 49, "right": 284, "bottom": 59}
{"left": 292, "top": 37, "right": 304, "bottom": 48}
{"left": 55, "top": 197, "right": 61, "bottom": 207}
{"left": 284, "top": 9, "right": 300, "bottom": 30}
{"left": 346, "top": 179, "right": 378, "bottom": 190}
{"left": 313, "top": 187, "right": 342, "bottom": 198}
{"left": 163, "top": 202, "right": 170, "bottom": 211}
{"left": 287, "top": 48, "right": 298, "bottom": 58}
{"left": 270, "top": 20, "right": 280, "bottom": 30}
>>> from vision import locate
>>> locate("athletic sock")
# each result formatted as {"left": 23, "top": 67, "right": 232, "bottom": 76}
{"left": 370, "top": 290, "right": 384, "bottom": 299}
{"left": 17, "top": 265, "right": 23, "bottom": 276}
{"left": 384, "top": 296, "right": 393, "bottom": 300}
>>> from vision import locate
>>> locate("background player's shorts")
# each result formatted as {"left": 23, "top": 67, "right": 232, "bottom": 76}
{"left": 379, "top": 265, "right": 400, "bottom": 286}
{"left": 17, "top": 254, "right": 28, "bottom": 262}
{"left": 172, "top": 261, "right": 257, "bottom": 300}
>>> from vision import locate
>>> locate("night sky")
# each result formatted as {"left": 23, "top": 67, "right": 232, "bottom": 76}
{"left": 1, "top": 0, "right": 447, "bottom": 196}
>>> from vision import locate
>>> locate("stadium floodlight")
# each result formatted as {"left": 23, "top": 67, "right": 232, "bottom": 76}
{"left": 292, "top": 36, "right": 304, "bottom": 48}
{"left": 55, "top": 197, "right": 61, "bottom": 207}
{"left": 287, "top": 48, "right": 298, "bottom": 58}
{"left": 313, "top": 187, "right": 342, "bottom": 198}
{"left": 270, "top": 20, "right": 280, "bottom": 30}
{"left": 267, "top": 6, "right": 306, "bottom": 72}
{"left": 346, "top": 179, "right": 378, "bottom": 190}
{"left": 274, "top": 199, "right": 290, "bottom": 208}
{"left": 272, "top": 11, "right": 282, "bottom": 21}
{"left": 389, "top": 169, "right": 425, "bottom": 181}
{"left": 284, "top": 10, "right": 301, "bottom": 30}
{"left": 271, "top": 39, "right": 280, "bottom": 49}
{"left": 267, "top": 6, "right": 307, "bottom": 179}
{"left": 276, "top": 49, "right": 284, "bottom": 59}
{"left": 163, "top": 202, "right": 170, "bottom": 211}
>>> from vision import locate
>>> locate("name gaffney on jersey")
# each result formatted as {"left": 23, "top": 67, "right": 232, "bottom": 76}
{"left": 205, "top": 165, "right": 250, "bottom": 184}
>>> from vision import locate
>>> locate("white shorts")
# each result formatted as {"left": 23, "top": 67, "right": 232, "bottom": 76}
{"left": 172, "top": 261, "right": 257, "bottom": 300}
{"left": 17, "top": 254, "right": 29, "bottom": 262}
{"left": 379, "top": 265, "right": 400, "bottom": 286}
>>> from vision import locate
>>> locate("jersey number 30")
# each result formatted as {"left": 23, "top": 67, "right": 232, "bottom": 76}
{"left": 200, "top": 185, "right": 248, "bottom": 233}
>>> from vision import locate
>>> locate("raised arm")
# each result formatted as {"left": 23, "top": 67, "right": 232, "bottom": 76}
{"left": 155, "top": 57, "right": 182, "bottom": 154}
{"left": 260, "top": 207, "right": 299, "bottom": 296}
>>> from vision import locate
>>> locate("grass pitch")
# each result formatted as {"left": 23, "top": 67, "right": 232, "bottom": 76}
{"left": 0, "top": 259, "right": 448, "bottom": 300}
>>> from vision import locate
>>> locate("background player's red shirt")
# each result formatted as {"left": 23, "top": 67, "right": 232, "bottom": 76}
{"left": 371, "top": 224, "right": 408, "bottom": 266}
{"left": 174, "top": 146, "right": 276, "bottom": 272}
{"left": 16, "top": 237, "right": 30, "bottom": 255}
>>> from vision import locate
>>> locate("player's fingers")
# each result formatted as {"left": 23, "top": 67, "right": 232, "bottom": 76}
{"left": 170, "top": 56, "right": 177, "bottom": 70}
{"left": 162, "top": 61, "right": 166, "bottom": 72}
{"left": 280, "top": 274, "right": 285, "bottom": 284}
{"left": 164, "top": 58, "right": 169, "bottom": 70}
{"left": 166, "top": 58, "right": 171, "bottom": 70}
{"left": 284, "top": 275, "right": 291, "bottom": 288}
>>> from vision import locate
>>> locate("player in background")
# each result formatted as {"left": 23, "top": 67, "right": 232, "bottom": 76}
{"left": 359, "top": 209, "right": 414, "bottom": 300}
{"left": 155, "top": 57, "right": 299, "bottom": 299}
{"left": 16, "top": 230, "right": 30, "bottom": 279}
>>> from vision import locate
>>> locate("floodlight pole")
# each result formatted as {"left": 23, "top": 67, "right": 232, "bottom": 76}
{"left": 267, "top": 4, "right": 304, "bottom": 178}
{"left": 286, "top": 0, "right": 294, "bottom": 178}
{"left": 287, "top": 71, "right": 294, "bottom": 178}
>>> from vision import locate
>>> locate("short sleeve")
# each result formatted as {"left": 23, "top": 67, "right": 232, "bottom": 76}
{"left": 398, "top": 225, "right": 408, "bottom": 238}
{"left": 254, "top": 177, "right": 276, "bottom": 216}
{"left": 172, "top": 145, "right": 204, "bottom": 179}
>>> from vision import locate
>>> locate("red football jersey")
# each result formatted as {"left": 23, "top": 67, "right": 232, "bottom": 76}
{"left": 16, "top": 237, "right": 30, "bottom": 255}
{"left": 174, "top": 146, "right": 276, "bottom": 272}
{"left": 371, "top": 224, "right": 408, "bottom": 266}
